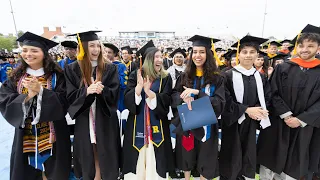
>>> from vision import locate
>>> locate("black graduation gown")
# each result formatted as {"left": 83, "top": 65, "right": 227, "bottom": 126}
{"left": 219, "top": 68, "right": 271, "bottom": 179}
{"left": 171, "top": 73, "right": 226, "bottom": 179}
{"left": 64, "top": 61, "right": 120, "bottom": 180}
{"left": 125, "top": 61, "right": 138, "bottom": 76}
{"left": 122, "top": 70, "right": 175, "bottom": 178}
{"left": 163, "top": 58, "right": 173, "bottom": 70}
{"left": 257, "top": 62, "right": 320, "bottom": 179}
{"left": 0, "top": 72, "right": 71, "bottom": 180}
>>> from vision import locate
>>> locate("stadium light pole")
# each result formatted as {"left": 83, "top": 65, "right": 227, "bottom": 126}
{"left": 8, "top": 0, "right": 19, "bottom": 46}
{"left": 261, "top": 0, "right": 268, "bottom": 37}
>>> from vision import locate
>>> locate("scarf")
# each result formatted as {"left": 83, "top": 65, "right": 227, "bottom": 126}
{"left": 19, "top": 68, "right": 56, "bottom": 171}
{"left": 268, "top": 53, "right": 277, "bottom": 58}
{"left": 133, "top": 76, "right": 164, "bottom": 152}
{"left": 290, "top": 58, "right": 320, "bottom": 68}
{"left": 232, "top": 65, "right": 271, "bottom": 129}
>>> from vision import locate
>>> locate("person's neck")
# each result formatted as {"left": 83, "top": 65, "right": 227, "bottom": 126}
{"left": 196, "top": 66, "right": 203, "bottom": 71}
{"left": 29, "top": 64, "right": 43, "bottom": 70}
{"left": 240, "top": 64, "right": 252, "bottom": 70}
{"left": 301, "top": 56, "right": 316, "bottom": 62}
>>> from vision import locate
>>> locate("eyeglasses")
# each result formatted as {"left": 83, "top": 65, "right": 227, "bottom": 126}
{"left": 175, "top": 56, "right": 184, "bottom": 58}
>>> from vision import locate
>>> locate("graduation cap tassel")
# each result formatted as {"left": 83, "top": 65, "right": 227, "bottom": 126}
{"left": 139, "top": 55, "right": 142, "bottom": 69}
{"left": 236, "top": 39, "right": 240, "bottom": 65}
{"left": 293, "top": 30, "right": 302, "bottom": 56}
{"left": 211, "top": 39, "right": 224, "bottom": 66}
{"left": 77, "top": 33, "right": 85, "bottom": 60}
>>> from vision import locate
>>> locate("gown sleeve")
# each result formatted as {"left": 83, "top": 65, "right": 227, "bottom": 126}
{"left": 270, "top": 65, "right": 292, "bottom": 117}
{"left": 296, "top": 99, "right": 320, "bottom": 128}
{"left": 95, "top": 64, "right": 120, "bottom": 117}
{"left": 124, "top": 70, "right": 139, "bottom": 115}
{"left": 64, "top": 64, "right": 95, "bottom": 119}
{"left": 222, "top": 71, "right": 248, "bottom": 126}
{"left": 0, "top": 79, "right": 27, "bottom": 128}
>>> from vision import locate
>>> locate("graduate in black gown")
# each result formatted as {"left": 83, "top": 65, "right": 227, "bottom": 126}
{"left": 257, "top": 24, "right": 320, "bottom": 180}
{"left": 122, "top": 42, "right": 174, "bottom": 179}
{"left": 0, "top": 32, "right": 71, "bottom": 180}
{"left": 171, "top": 35, "right": 226, "bottom": 180}
{"left": 122, "top": 46, "right": 138, "bottom": 75}
{"left": 64, "top": 31, "right": 120, "bottom": 180}
{"left": 219, "top": 35, "right": 271, "bottom": 180}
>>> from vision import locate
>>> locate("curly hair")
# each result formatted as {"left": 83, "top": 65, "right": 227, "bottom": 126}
{"left": 183, "top": 47, "right": 220, "bottom": 88}
{"left": 9, "top": 49, "right": 62, "bottom": 83}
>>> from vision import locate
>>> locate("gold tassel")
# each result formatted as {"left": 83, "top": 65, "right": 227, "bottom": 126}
{"left": 211, "top": 39, "right": 224, "bottom": 66}
{"left": 77, "top": 33, "right": 85, "bottom": 60}
{"left": 293, "top": 30, "right": 302, "bottom": 55}
{"left": 236, "top": 39, "right": 240, "bottom": 65}
{"left": 139, "top": 55, "right": 142, "bottom": 69}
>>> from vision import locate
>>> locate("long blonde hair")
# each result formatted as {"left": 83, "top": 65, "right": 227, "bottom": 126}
{"left": 78, "top": 41, "right": 108, "bottom": 86}
{"left": 142, "top": 47, "right": 167, "bottom": 81}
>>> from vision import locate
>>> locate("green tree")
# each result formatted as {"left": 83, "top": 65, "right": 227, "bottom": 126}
{"left": 17, "top": 30, "right": 24, "bottom": 38}
{"left": 0, "top": 35, "right": 17, "bottom": 51}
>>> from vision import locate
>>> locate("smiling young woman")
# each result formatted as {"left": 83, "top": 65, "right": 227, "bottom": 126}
{"left": 122, "top": 42, "right": 175, "bottom": 180}
{"left": 171, "top": 35, "right": 226, "bottom": 180}
{"left": 64, "top": 31, "right": 120, "bottom": 180}
{"left": 0, "top": 32, "right": 71, "bottom": 180}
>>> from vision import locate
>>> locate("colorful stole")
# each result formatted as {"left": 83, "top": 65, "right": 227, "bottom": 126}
{"left": 290, "top": 58, "right": 320, "bottom": 68}
{"left": 182, "top": 69, "right": 215, "bottom": 151}
{"left": 133, "top": 76, "right": 164, "bottom": 151}
{"left": 18, "top": 73, "right": 56, "bottom": 171}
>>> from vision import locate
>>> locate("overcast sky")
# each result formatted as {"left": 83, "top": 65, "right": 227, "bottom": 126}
{"left": 0, "top": 0, "right": 319, "bottom": 40}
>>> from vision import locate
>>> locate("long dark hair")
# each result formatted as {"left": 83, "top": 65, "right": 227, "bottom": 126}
{"left": 9, "top": 49, "right": 62, "bottom": 83}
{"left": 183, "top": 47, "right": 220, "bottom": 88}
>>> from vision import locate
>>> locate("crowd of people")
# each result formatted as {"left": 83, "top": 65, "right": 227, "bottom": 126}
{"left": 0, "top": 24, "right": 319, "bottom": 180}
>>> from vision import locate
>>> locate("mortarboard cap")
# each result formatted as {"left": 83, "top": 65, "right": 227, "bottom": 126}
{"left": 231, "top": 35, "right": 268, "bottom": 48}
{"left": 222, "top": 49, "right": 237, "bottom": 60}
{"left": 17, "top": 32, "right": 58, "bottom": 51}
{"left": 104, "top": 43, "right": 119, "bottom": 55}
{"left": 166, "top": 47, "right": 174, "bottom": 52}
{"left": 231, "top": 35, "right": 268, "bottom": 64}
{"left": 258, "top": 51, "right": 268, "bottom": 57}
{"left": 188, "top": 35, "right": 220, "bottom": 48}
{"left": 280, "top": 39, "right": 291, "bottom": 44}
{"left": 268, "top": 41, "right": 282, "bottom": 47}
{"left": 68, "top": 30, "right": 101, "bottom": 42}
{"left": 136, "top": 40, "right": 155, "bottom": 67}
{"left": 170, "top": 48, "right": 187, "bottom": 58}
{"left": 291, "top": 24, "right": 320, "bottom": 44}
{"left": 288, "top": 45, "right": 295, "bottom": 52}
{"left": 121, "top": 46, "right": 133, "bottom": 54}
{"left": 215, "top": 48, "right": 223, "bottom": 52}
{"left": 61, "top": 41, "right": 78, "bottom": 49}
{"left": 67, "top": 30, "right": 101, "bottom": 60}
{"left": 131, "top": 48, "right": 138, "bottom": 52}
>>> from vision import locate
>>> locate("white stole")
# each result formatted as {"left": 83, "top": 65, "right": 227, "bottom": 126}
{"left": 232, "top": 65, "right": 271, "bottom": 129}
